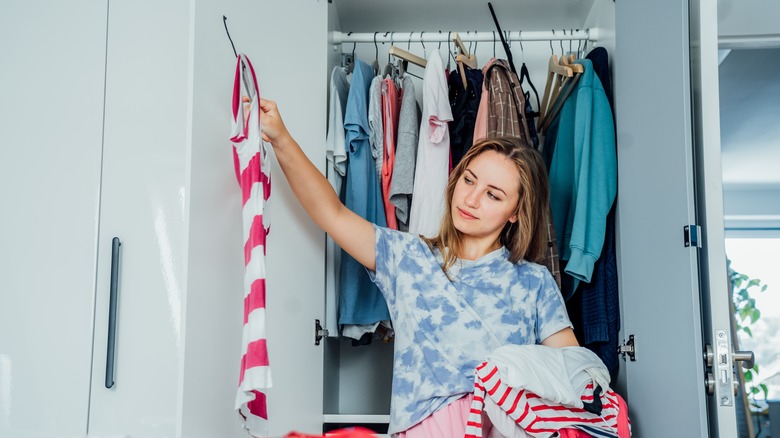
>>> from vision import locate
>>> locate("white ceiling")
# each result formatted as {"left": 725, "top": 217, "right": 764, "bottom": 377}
{"left": 718, "top": 48, "right": 780, "bottom": 189}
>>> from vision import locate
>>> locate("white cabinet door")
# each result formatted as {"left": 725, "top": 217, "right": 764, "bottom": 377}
{"left": 614, "top": 1, "right": 736, "bottom": 436}
{"left": 0, "top": 1, "right": 108, "bottom": 436}
{"left": 87, "top": 0, "right": 190, "bottom": 436}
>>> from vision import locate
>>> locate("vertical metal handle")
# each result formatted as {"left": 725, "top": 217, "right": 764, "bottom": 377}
{"left": 105, "top": 237, "right": 121, "bottom": 389}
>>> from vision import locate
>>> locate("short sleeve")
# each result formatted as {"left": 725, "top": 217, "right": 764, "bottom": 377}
{"left": 367, "top": 225, "right": 417, "bottom": 308}
{"left": 535, "top": 268, "right": 573, "bottom": 343}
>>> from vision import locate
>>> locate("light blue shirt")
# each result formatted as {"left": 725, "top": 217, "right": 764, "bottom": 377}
{"left": 339, "top": 60, "right": 389, "bottom": 325}
{"left": 369, "top": 225, "right": 572, "bottom": 434}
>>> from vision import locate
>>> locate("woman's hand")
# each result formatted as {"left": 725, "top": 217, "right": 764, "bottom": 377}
{"left": 242, "top": 96, "right": 291, "bottom": 145}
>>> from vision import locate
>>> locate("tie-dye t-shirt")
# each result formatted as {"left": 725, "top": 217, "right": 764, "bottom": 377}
{"left": 368, "top": 225, "right": 572, "bottom": 434}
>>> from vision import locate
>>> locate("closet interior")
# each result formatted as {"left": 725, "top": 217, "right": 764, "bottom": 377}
{"left": 321, "top": 0, "right": 616, "bottom": 431}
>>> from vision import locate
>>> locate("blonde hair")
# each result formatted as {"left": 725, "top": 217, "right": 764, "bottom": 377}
{"left": 422, "top": 137, "right": 550, "bottom": 273}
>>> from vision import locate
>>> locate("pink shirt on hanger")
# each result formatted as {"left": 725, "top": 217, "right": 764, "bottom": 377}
{"left": 381, "top": 77, "right": 401, "bottom": 230}
{"left": 472, "top": 58, "right": 497, "bottom": 143}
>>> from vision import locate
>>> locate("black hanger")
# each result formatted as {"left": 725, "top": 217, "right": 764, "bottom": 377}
{"left": 520, "top": 63, "right": 540, "bottom": 116}
{"left": 223, "top": 15, "right": 252, "bottom": 99}
{"left": 487, "top": 2, "right": 517, "bottom": 75}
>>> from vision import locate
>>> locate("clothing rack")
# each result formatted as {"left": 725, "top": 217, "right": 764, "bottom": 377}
{"left": 332, "top": 29, "right": 598, "bottom": 45}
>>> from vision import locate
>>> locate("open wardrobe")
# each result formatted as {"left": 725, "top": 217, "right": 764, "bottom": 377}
{"left": 0, "top": 0, "right": 749, "bottom": 437}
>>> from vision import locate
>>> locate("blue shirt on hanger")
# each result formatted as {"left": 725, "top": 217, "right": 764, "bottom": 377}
{"left": 339, "top": 59, "right": 390, "bottom": 326}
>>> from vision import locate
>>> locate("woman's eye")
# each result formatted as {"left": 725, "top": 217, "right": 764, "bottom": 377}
{"left": 464, "top": 176, "right": 473, "bottom": 184}
{"left": 487, "top": 192, "right": 499, "bottom": 200}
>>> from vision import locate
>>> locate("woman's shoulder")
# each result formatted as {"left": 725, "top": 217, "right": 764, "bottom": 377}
{"left": 509, "top": 258, "right": 554, "bottom": 283}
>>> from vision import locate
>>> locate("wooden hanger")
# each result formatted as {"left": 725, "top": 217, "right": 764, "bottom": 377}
{"left": 539, "top": 55, "right": 573, "bottom": 121}
{"left": 452, "top": 32, "right": 477, "bottom": 90}
{"left": 452, "top": 32, "right": 478, "bottom": 69}
{"left": 389, "top": 45, "right": 427, "bottom": 69}
{"left": 540, "top": 56, "right": 584, "bottom": 132}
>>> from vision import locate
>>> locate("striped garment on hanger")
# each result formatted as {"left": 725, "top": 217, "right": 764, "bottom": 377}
{"left": 230, "top": 53, "right": 272, "bottom": 436}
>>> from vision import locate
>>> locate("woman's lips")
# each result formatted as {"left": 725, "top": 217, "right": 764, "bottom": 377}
{"left": 457, "top": 207, "right": 477, "bottom": 220}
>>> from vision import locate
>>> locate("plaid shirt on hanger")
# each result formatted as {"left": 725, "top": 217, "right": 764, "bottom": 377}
{"left": 483, "top": 59, "right": 562, "bottom": 290}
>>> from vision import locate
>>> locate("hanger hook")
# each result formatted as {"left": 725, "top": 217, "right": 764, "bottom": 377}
{"left": 569, "top": 28, "right": 574, "bottom": 55}
{"left": 492, "top": 31, "right": 496, "bottom": 58}
{"left": 388, "top": 31, "right": 394, "bottom": 63}
{"left": 550, "top": 30, "right": 555, "bottom": 55}
{"left": 373, "top": 32, "right": 379, "bottom": 63}
{"left": 519, "top": 30, "right": 525, "bottom": 64}
{"left": 408, "top": 31, "right": 413, "bottom": 50}
{"left": 447, "top": 30, "right": 454, "bottom": 70}
{"left": 560, "top": 30, "right": 566, "bottom": 57}
{"left": 438, "top": 30, "right": 443, "bottom": 50}
{"left": 576, "top": 29, "right": 582, "bottom": 58}
{"left": 504, "top": 30, "right": 511, "bottom": 48}
{"left": 347, "top": 31, "right": 356, "bottom": 60}
{"left": 473, "top": 30, "right": 478, "bottom": 54}
{"left": 222, "top": 15, "right": 238, "bottom": 58}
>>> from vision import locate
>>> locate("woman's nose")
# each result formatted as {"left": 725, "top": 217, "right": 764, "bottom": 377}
{"left": 464, "top": 190, "right": 479, "bottom": 208}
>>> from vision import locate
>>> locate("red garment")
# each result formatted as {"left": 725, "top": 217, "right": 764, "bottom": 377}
{"left": 616, "top": 392, "right": 631, "bottom": 438}
{"left": 284, "top": 426, "right": 377, "bottom": 437}
{"left": 557, "top": 429, "right": 591, "bottom": 437}
{"left": 381, "top": 78, "right": 400, "bottom": 229}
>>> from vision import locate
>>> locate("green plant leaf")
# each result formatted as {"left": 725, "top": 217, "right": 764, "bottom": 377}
{"left": 751, "top": 308, "right": 761, "bottom": 323}
{"left": 761, "top": 383, "right": 769, "bottom": 400}
{"left": 761, "top": 284, "right": 768, "bottom": 292}
{"left": 751, "top": 386, "right": 760, "bottom": 395}
{"left": 743, "top": 326, "right": 753, "bottom": 337}
{"left": 745, "top": 369, "right": 753, "bottom": 382}
{"left": 748, "top": 279, "right": 761, "bottom": 288}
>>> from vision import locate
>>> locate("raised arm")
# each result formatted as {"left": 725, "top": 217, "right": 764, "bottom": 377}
{"left": 257, "top": 98, "right": 377, "bottom": 271}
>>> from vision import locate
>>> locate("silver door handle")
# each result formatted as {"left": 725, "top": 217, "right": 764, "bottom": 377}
{"left": 105, "top": 237, "right": 121, "bottom": 389}
{"left": 733, "top": 350, "right": 755, "bottom": 369}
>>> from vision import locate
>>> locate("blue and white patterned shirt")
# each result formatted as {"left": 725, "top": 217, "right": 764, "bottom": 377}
{"left": 368, "top": 225, "right": 572, "bottom": 434}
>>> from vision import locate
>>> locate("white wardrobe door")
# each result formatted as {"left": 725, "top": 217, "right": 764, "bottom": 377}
{"left": 87, "top": 0, "right": 189, "bottom": 436}
{"left": 0, "top": 1, "right": 108, "bottom": 436}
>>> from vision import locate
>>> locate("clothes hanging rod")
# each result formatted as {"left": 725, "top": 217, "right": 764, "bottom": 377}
{"left": 332, "top": 29, "right": 597, "bottom": 44}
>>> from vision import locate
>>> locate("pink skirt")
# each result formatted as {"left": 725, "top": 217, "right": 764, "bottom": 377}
{"left": 396, "top": 394, "right": 497, "bottom": 438}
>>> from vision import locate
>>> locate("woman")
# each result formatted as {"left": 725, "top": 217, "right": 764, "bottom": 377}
{"left": 255, "top": 98, "right": 578, "bottom": 437}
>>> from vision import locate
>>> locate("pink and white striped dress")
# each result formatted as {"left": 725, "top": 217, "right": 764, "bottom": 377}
{"left": 230, "top": 53, "right": 272, "bottom": 436}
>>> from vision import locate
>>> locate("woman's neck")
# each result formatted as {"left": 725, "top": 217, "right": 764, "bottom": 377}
{"left": 458, "top": 236, "right": 502, "bottom": 261}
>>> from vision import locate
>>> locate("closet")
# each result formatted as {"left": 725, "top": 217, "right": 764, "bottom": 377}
{"left": 0, "top": 0, "right": 735, "bottom": 437}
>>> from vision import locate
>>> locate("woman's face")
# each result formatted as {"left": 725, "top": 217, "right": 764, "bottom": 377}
{"left": 451, "top": 150, "right": 520, "bottom": 240}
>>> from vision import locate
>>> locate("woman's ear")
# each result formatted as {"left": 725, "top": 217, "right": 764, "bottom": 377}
{"left": 508, "top": 214, "right": 518, "bottom": 224}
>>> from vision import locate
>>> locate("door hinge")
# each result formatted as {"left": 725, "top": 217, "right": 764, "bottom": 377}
{"left": 618, "top": 334, "right": 636, "bottom": 361}
{"left": 315, "top": 319, "right": 329, "bottom": 345}
{"left": 684, "top": 225, "right": 702, "bottom": 248}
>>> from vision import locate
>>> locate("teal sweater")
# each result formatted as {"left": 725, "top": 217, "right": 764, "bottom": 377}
{"left": 547, "top": 59, "right": 617, "bottom": 295}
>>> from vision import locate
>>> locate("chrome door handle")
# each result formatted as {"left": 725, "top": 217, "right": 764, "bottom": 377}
{"left": 733, "top": 350, "right": 755, "bottom": 369}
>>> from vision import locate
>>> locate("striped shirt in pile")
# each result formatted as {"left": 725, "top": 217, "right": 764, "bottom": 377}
{"left": 230, "top": 53, "right": 272, "bottom": 436}
{"left": 465, "top": 360, "right": 622, "bottom": 438}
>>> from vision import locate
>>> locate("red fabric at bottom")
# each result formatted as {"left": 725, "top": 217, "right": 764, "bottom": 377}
{"left": 285, "top": 426, "right": 377, "bottom": 438}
